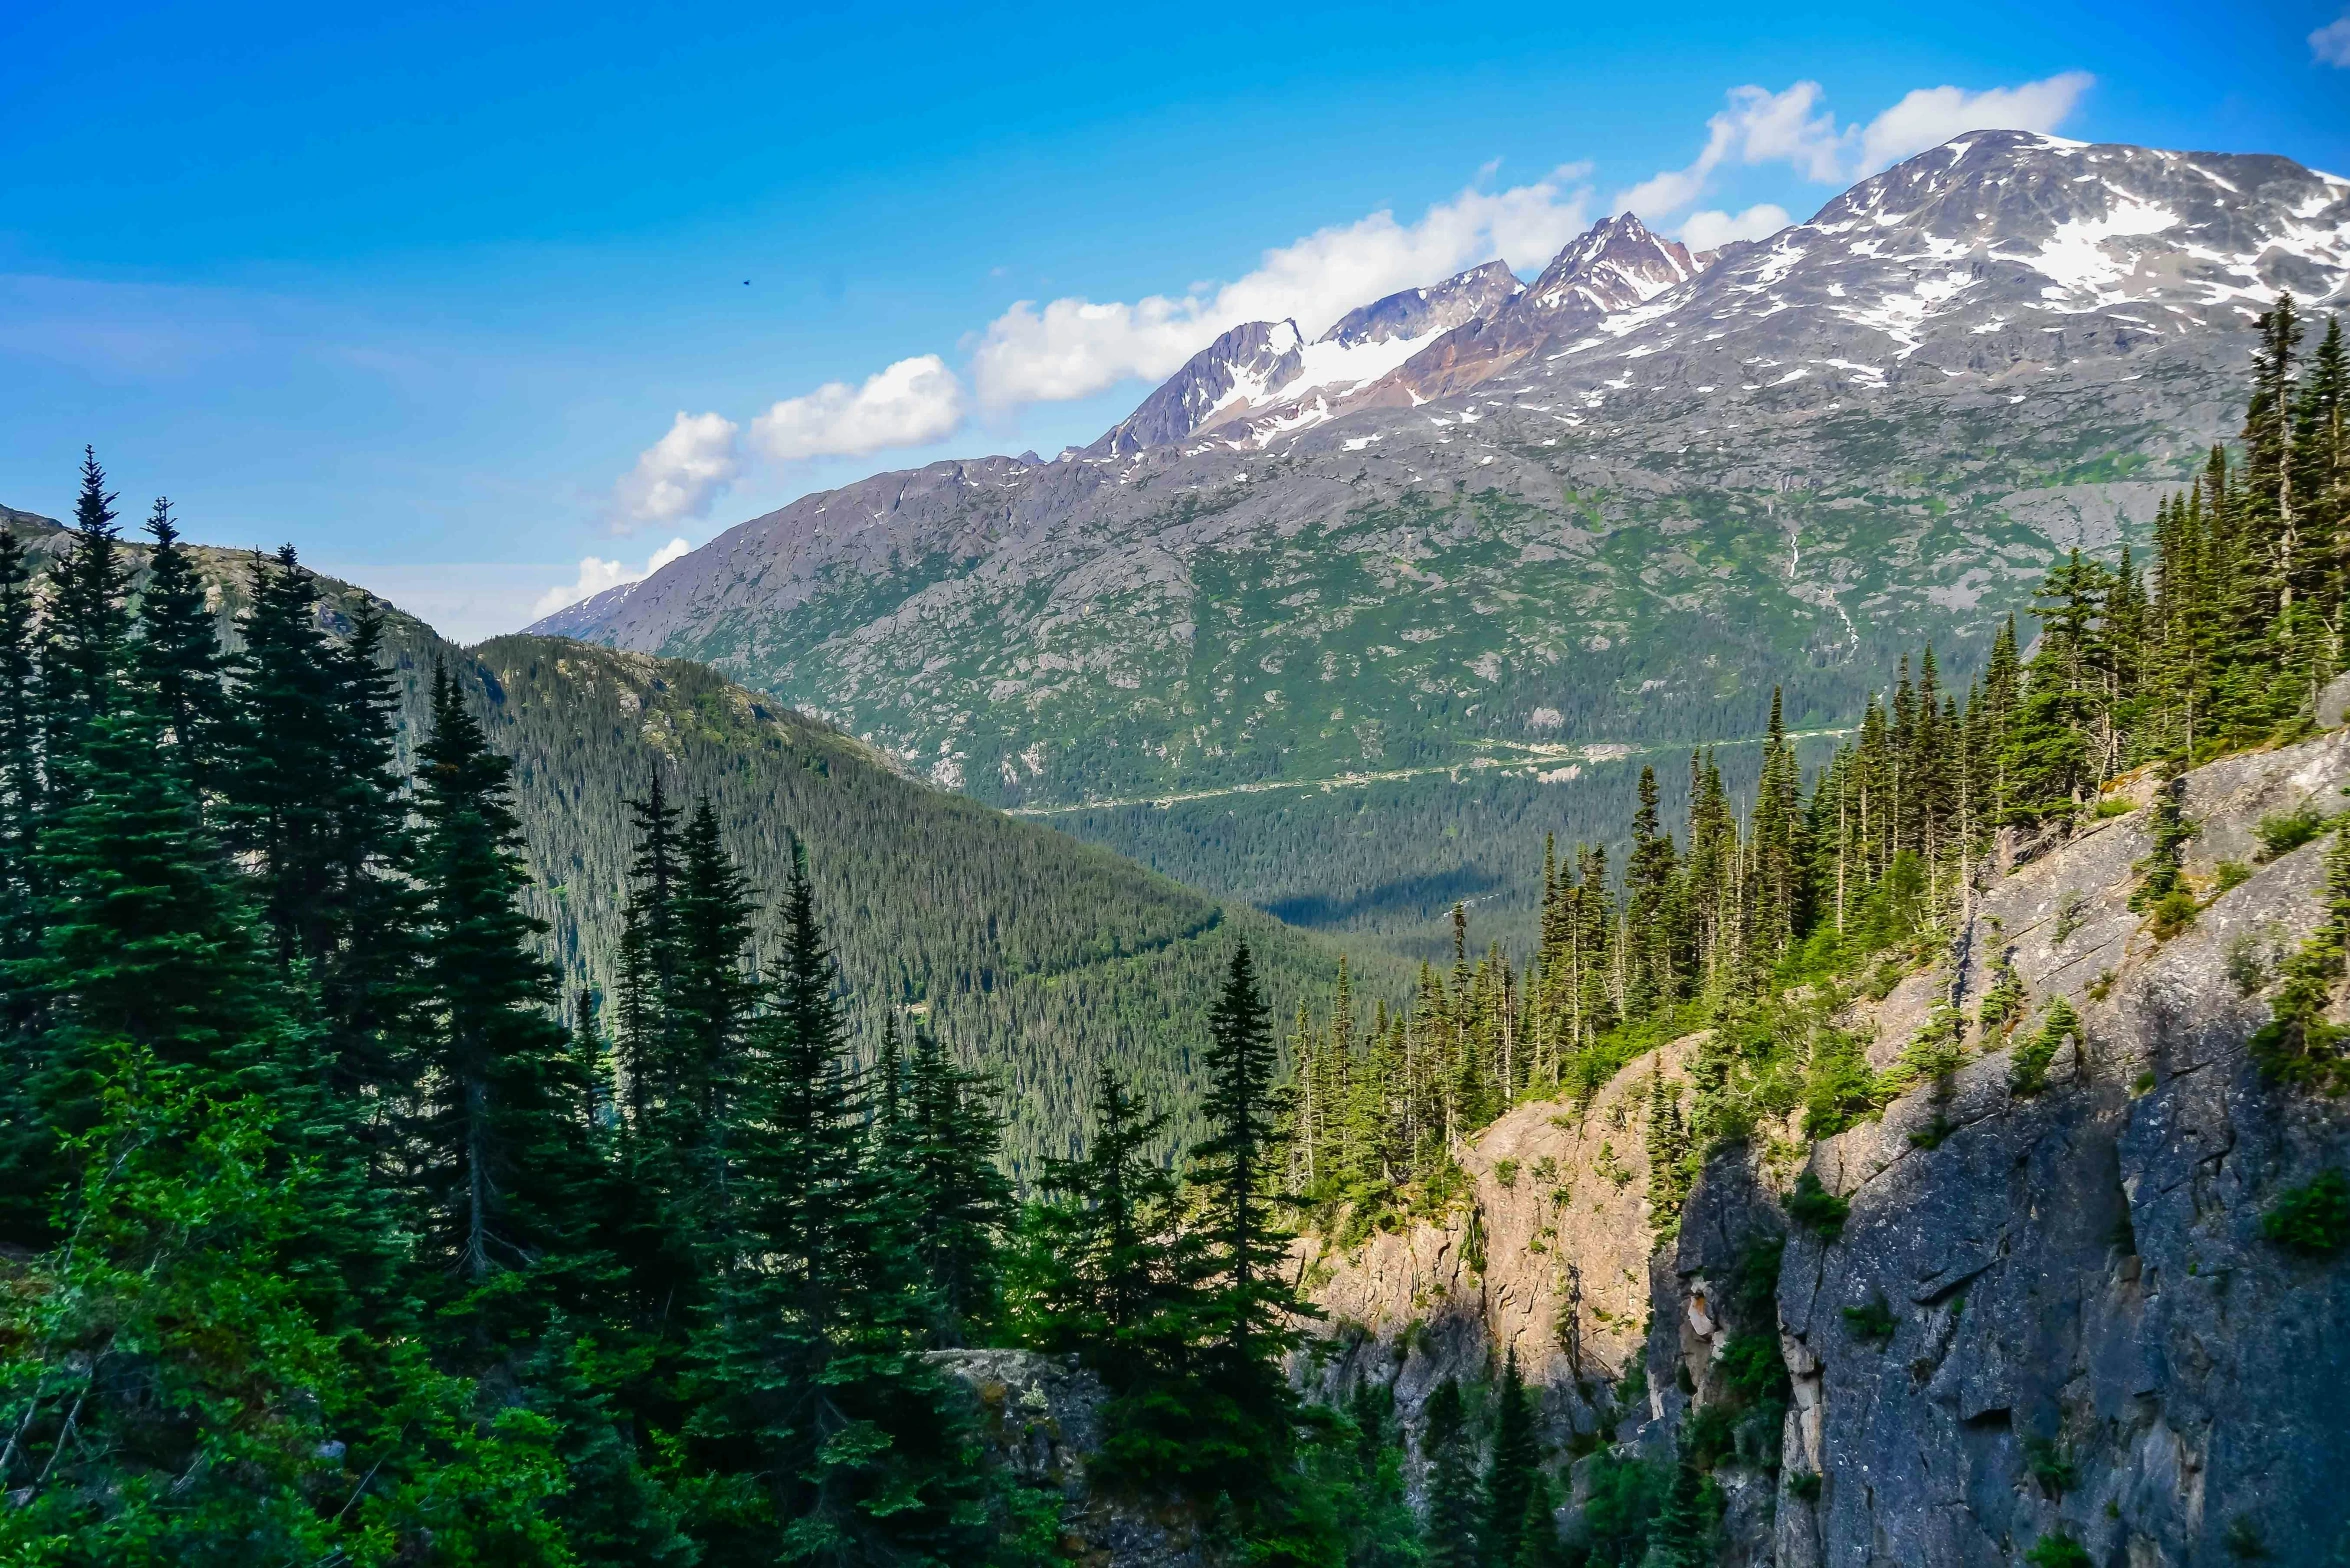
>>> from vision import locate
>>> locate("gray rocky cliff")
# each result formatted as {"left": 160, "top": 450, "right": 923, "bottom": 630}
{"left": 1287, "top": 720, "right": 2350, "bottom": 1565}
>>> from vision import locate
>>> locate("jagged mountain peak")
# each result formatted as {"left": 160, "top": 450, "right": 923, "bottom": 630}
{"left": 1086, "top": 259, "right": 1527, "bottom": 456}
{"left": 1318, "top": 259, "right": 1522, "bottom": 348}
{"left": 1522, "top": 210, "right": 1704, "bottom": 315}
{"left": 1086, "top": 318, "right": 1308, "bottom": 456}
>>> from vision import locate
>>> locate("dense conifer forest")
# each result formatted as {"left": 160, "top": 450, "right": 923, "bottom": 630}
{"left": 1275, "top": 297, "right": 2350, "bottom": 1247}
{"left": 0, "top": 510, "right": 1400, "bottom": 1170}
{"left": 0, "top": 293, "right": 2341, "bottom": 1565}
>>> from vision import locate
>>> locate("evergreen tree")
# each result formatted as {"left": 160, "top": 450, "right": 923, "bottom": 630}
{"left": 1481, "top": 1349, "right": 1541, "bottom": 1567}
{"left": 1017, "top": 1070, "right": 1183, "bottom": 1385}
{"left": 0, "top": 528, "right": 43, "bottom": 1246}
{"left": 1337, "top": 1383, "right": 1425, "bottom": 1568}
{"left": 410, "top": 666, "right": 599, "bottom": 1317}
{"left": 901, "top": 1023, "right": 1015, "bottom": 1344}
{"left": 221, "top": 546, "right": 358, "bottom": 969}
{"left": 1189, "top": 942, "right": 1308, "bottom": 1386}
{"left": 694, "top": 839, "right": 995, "bottom": 1566}
{"left": 40, "top": 448, "right": 132, "bottom": 801}
{"left": 132, "top": 498, "right": 229, "bottom": 791}
{"left": 1422, "top": 1379, "right": 1483, "bottom": 1568}
{"left": 612, "top": 770, "right": 684, "bottom": 1126}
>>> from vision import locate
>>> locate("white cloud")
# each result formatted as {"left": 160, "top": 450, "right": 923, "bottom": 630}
{"left": 1678, "top": 204, "right": 1793, "bottom": 251}
{"left": 614, "top": 411, "right": 740, "bottom": 530}
{"left": 531, "top": 537, "right": 692, "bottom": 620}
{"left": 2313, "top": 11, "right": 2350, "bottom": 66}
{"left": 1854, "top": 72, "right": 2095, "bottom": 173}
{"left": 968, "top": 167, "right": 1594, "bottom": 407}
{"left": 748, "top": 353, "right": 966, "bottom": 463}
{"left": 1615, "top": 73, "right": 2092, "bottom": 226}
{"left": 1616, "top": 83, "right": 1844, "bottom": 218}
{"left": 612, "top": 69, "right": 2098, "bottom": 493}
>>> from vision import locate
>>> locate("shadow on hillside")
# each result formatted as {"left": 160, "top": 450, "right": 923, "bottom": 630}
{"left": 1260, "top": 865, "right": 1503, "bottom": 932}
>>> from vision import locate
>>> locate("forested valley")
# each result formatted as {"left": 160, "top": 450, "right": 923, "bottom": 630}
{"left": 1279, "top": 297, "right": 2350, "bottom": 1246}
{"left": 1, "top": 292, "right": 2344, "bottom": 1566}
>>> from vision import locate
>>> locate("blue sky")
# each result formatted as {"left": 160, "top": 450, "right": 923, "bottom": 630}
{"left": 3, "top": 0, "right": 2347, "bottom": 639}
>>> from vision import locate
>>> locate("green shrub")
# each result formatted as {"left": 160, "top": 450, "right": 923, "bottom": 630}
{"left": 1977, "top": 966, "right": 2027, "bottom": 1035}
{"left": 2095, "top": 795, "right": 2135, "bottom": 819}
{"left": 2223, "top": 1516, "right": 2270, "bottom": 1559}
{"left": 1728, "top": 1233, "right": 1786, "bottom": 1322}
{"left": 1682, "top": 1402, "right": 1736, "bottom": 1469}
{"left": 1840, "top": 1294, "right": 1897, "bottom": 1346}
{"left": 1802, "top": 1029, "right": 1878, "bottom": 1139}
{"left": 1719, "top": 1332, "right": 1790, "bottom": 1405}
{"left": 2052, "top": 889, "right": 2090, "bottom": 945}
{"left": 2257, "top": 804, "right": 2327, "bottom": 860}
{"left": 1493, "top": 1158, "right": 1518, "bottom": 1189}
{"left": 1908, "top": 1113, "right": 1956, "bottom": 1150}
{"left": 1787, "top": 1171, "right": 1850, "bottom": 1240}
{"left": 2225, "top": 929, "right": 2272, "bottom": 996}
{"left": 1785, "top": 1470, "right": 1822, "bottom": 1502}
{"left": 2010, "top": 997, "right": 2083, "bottom": 1097}
{"left": 2147, "top": 887, "right": 2199, "bottom": 939}
{"left": 2023, "top": 1435, "right": 2079, "bottom": 1496}
{"left": 2211, "top": 859, "right": 2254, "bottom": 896}
{"left": 2024, "top": 1532, "right": 2092, "bottom": 1568}
{"left": 2259, "top": 1169, "right": 2350, "bottom": 1254}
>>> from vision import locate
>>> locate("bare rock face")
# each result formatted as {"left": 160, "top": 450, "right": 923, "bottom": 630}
{"left": 1299, "top": 727, "right": 2350, "bottom": 1564}
{"left": 1294, "top": 1036, "right": 1702, "bottom": 1456}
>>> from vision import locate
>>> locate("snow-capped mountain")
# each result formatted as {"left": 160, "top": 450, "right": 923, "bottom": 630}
{"left": 532, "top": 131, "right": 2350, "bottom": 932}
{"left": 1084, "top": 260, "right": 1523, "bottom": 455}
{"left": 1183, "top": 132, "right": 2350, "bottom": 450}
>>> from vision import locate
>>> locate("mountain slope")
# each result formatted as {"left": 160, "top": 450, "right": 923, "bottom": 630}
{"left": 2, "top": 505, "right": 1394, "bottom": 1164}
{"left": 1086, "top": 260, "right": 1524, "bottom": 456}
{"left": 530, "top": 132, "right": 2350, "bottom": 953}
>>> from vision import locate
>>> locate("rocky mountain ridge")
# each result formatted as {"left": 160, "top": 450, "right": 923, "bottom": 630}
{"left": 1087, "top": 259, "right": 1526, "bottom": 456}
{"left": 531, "top": 130, "right": 2350, "bottom": 953}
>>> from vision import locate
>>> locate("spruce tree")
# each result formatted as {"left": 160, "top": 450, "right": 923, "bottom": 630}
{"left": 695, "top": 839, "right": 994, "bottom": 1566}
{"left": 1423, "top": 1378, "right": 1483, "bottom": 1568}
{"left": 901, "top": 1023, "right": 1013, "bottom": 1344}
{"left": 1481, "top": 1349, "right": 1541, "bottom": 1567}
{"left": 40, "top": 449, "right": 132, "bottom": 801}
{"left": 132, "top": 498, "right": 230, "bottom": 792}
{"left": 1019, "top": 1069, "right": 1181, "bottom": 1384}
{"left": 410, "top": 666, "right": 598, "bottom": 1317}
{"left": 612, "top": 770, "right": 684, "bottom": 1125}
{"left": 221, "top": 546, "right": 357, "bottom": 969}
{"left": 1190, "top": 942, "right": 1309, "bottom": 1388}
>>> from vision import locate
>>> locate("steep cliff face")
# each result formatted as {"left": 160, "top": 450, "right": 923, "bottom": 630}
{"left": 1296, "top": 1037, "right": 1697, "bottom": 1449}
{"left": 1296, "top": 719, "right": 2350, "bottom": 1564}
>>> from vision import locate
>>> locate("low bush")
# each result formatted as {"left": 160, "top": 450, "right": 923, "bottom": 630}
{"left": 2010, "top": 998, "right": 2083, "bottom": 1097}
{"left": 2259, "top": 1169, "right": 2350, "bottom": 1255}
{"left": 1840, "top": 1293, "right": 1897, "bottom": 1346}
{"left": 1786, "top": 1171, "right": 1850, "bottom": 1240}
{"left": 2023, "top": 1435, "right": 2079, "bottom": 1497}
{"left": 2256, "top": 803, "right": 2327, "bottom": 860}
{"left": 2024, "top": 1532, "right": 2092, "bottom": 1568}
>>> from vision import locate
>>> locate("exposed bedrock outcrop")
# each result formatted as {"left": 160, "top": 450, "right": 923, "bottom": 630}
{"left": 1296, "top": 722, "right": 2350, "bottom": 1564}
